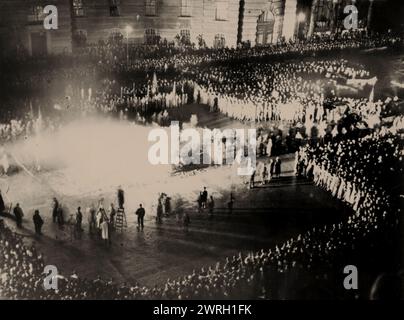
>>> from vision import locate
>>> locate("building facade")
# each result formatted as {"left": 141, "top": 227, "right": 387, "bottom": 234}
{"left": 71, "top": 0, "right": 301, "bottom": 48}
{"left": 308, "top": 0, "right": 375, "bottom": 37}
{"left": 0, "top": 0, "right": 72, "bottom": 56}
{"left": 4, "top": 0, "right": 366, "bottom": 56}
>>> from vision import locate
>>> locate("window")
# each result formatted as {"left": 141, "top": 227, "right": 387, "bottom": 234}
{"left": 31, "top": 6, "right": 46, "bottom": 21}
{"left": 214, "top": 34, "right": 225, "bottom": 49}
{"left": 315, "top": 0, "right": 332, "bottom": 27}
{"left": 109, "top": 29, "right": 124, "bottom": 43}
{"left": 258, "top": 10, "right": 274, "bottom": 23}
{"left": 109, "top": 0, "right": 120, "bottom": 16}
{"left": 144, "top": 29, "right": 160, "bottom": 45}
{"left": 180, "top": 0, "right": 191, "bottom": 17}
{"left": 145, "top": 0, "right": 157, "bottom": 16}
{"left": 215, "top": 1, "right": 228, "bottom": 21}
{"left": 180, "top": 29, "right": 191, "bottom": 44}
{"left": 73, "top": 0, "right": 85, "bottom": 17}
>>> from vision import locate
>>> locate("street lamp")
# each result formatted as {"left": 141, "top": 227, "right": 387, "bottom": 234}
{"left": 125, "top": 25, "right": 133, "bottom": 67}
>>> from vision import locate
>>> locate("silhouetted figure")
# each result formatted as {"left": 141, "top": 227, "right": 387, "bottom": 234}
{"left": 274, "top": 157, "right": 282, "bottom": 178}
{"left": 183, "top": 212, "right": 190, "bottom": 232}
{"left": 250, "top": 169, "right": 256, "bottom": 189}
{"left": 164, "top": 196, "right": 171, "bottom": 216}
{"left": 57, "top": 206, "right": 64, "bottom": 230}
{"left": 68, "top": 214, "right": 76, "bottom": 241}
{"left": 197, "top": 192, "right": 203, "bottom": 213}
{"left": 76, "top": 207, "right": 83, "bottom": 239}
{"left": 202, "top": 187, "right": 208, "bottom": 208}
{"left": 117, "top": 187, "right": 125, "bottom": 209}
{"left": 52, "top": 197, "right": 59, "bottom": 223}
{"left": 100, "top": 218, "right": 109, "bottom": 246}
{"left": 208, "top": 196, "right": 215, "bottom": 216}
{"left": 156, "top": 201, "right": 163, "bottom": 224}
{"left": 76, "top": 207, "right": 83, "bottom": 229}
{"left": 33, "top": 210, "right": 44, "bottom": 235}
{"left": 228, "top": 193, "right": 235, "bottom": 214}
{"left": 87, "top": 204, "right": 96, "bottom": 236}
{"left": 109, "top": 203, "right": 116, "bottom": 226}
{"left": 13, "top": 203, "right": 24, "bottom": 228}
{"left": 135, "top": 204, "right": 145, "bottom": 231}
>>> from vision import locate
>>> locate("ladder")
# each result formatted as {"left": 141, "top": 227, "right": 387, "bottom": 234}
{"left": 115, "top": 208, "right": 127, "bottom": 233}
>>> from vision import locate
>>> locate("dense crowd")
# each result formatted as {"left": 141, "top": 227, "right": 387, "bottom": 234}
{"left": 1, "top": 127, "right": 402, "bottom": 299}
{"left": 86, "top": 31, "right": 402, "bottom": 74}
{"left": 0, "top": 31, "right": 403, "bottom": 299}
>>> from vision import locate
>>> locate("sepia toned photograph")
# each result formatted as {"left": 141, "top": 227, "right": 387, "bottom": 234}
{"left": 0, "top": 0, "right": 403, "bottom": 304}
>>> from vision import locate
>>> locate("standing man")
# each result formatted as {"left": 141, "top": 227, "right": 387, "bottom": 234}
{"left": 249, "top": 169, "right": 256, "bottom": 189}
{"left": 164, "top": 196, "right": 171, "bottom": 216}
{"left": 117, "top": 187, "right": 125, "bottom": 210}
{"left": 135, "top": 204, "right": 145, "bottom": 231}
{"left": 57, "top": 206, "right": 64, "bottom": 230}
{"left": 262, "top": 165, "right": 269, "bottom": 185}
{"left": 68, "top": 214, "right": 76, "bottom": 241}
{"left": 52, "top": 197, "right": 59, "bottom": 223}
{"left": 268, "top": 159, "right": 274, "bottom": 177}
{"left": 13, "top": 203, "right": 24, "bottom": 228}
{"left": 275, "top": 157, "right": 282, "bottom": 178}
{"left": 266, "top": 137, "right": 273, "bottom": 158}
{"left": 33, "top": 210, "right": 44, "bottom": 235}
{"left": 109, "top": 203, "right": 116, "bottom": 227}
{"left": 76, "top": 207, "right": 83, "bottom": 239}
{"left": 87, "top": 204, "right": 96, "bottom": 236}
{"left": 208, "top": 196, "right": 215, "bottom": 217}
{"left": 228, "top": 193, "right": 235, "bottom": 214}
{"left": 202, "top": 187, "right": 208, "bottom": 209}
{"left": 156, "top": 201, "right": 163, "bottom": 224}
{"left": 183, "top": 212, "right": 190, "bottom": 232}
{"left": 100, "top": 218, "right": 109, "bottom": 246}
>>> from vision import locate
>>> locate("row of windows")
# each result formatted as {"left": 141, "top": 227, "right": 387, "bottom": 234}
{"left": 74, "top": 28, "right": 224, "bottom": 46}
{"left": 30, "top": 1, "right": 227, "bottom": 22}
{"left": 72, "top": 0, "right": 227, "bottom": 20}
{"left": 73, "top": 0, "right": 192, "bottom": 17}
{"left": 75, "top": 29, "right": 191, "bottom": 37}
{"left": 74, "top": 28, "right": 190, "bottom": 46}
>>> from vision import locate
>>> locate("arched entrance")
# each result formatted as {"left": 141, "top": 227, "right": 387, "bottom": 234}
{"left": 256, "top": 10, "right": 275, "bottom": 45}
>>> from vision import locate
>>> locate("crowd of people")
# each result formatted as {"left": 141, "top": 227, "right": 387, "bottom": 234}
{"left": 80, "top": 30, "right": 402, "bottom": 75}
{"left": 0, "top": 30, "right": 403, "bottom": 299}
{"left": 296, "top": 132, "right": 402, "bottom": 218}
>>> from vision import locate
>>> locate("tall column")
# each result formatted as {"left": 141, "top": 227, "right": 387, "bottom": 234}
{"left": 282, "top": 0, "right": 298, "bottom": 41}
{"left": 308, "top": 0, "right": 319, "bottom": 38}
{"left": 330, "top": 0, "right": 338, "bottom": 34}
{"left": 367, "top": 0, "right": 374, "bottom": 31}
{"left": 272, "top": 15, "right": 282, "bottom": 44}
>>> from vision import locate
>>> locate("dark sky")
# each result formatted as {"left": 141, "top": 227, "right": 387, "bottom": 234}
{"left": 373, "top": 0, "right": 404, "bottom": 31}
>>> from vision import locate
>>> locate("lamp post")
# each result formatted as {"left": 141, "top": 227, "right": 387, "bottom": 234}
{"left": 125, "top": 25, "right": 133, "bottom": 68}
